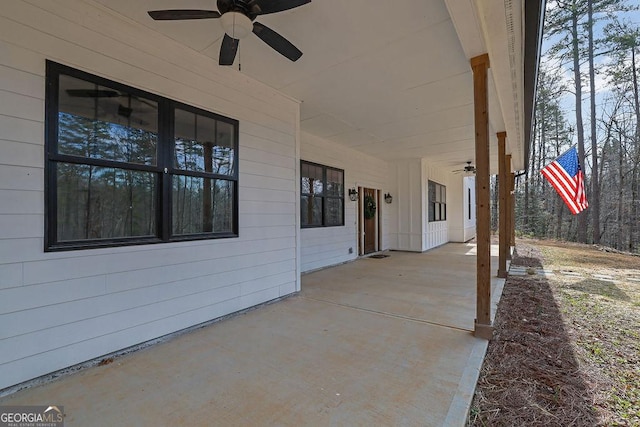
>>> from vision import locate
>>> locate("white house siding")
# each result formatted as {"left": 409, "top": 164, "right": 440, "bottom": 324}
{"left": 422, "top": 159, "right": 450, "bottom": 250}
{"left": 0, "top": 0, "right": 299, "bottom": 390}
{"left": 462, "top": 176, "right": 476, "bottom": 241}
{"left": 388, "top": 159, "right": 423, "bottom": 252}
{"left": 300, "top": 132, "right": 389, "bottom": 272}
{"left": 388, "top": 159, "right": 455, "bottom": 252}
{"left": 447, "top": 175, "right": 476, "bottom": 242}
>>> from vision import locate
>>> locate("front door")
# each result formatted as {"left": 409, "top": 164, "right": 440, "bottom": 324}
{"left": 363, "top": 188, "right": 377, "bottom": 254}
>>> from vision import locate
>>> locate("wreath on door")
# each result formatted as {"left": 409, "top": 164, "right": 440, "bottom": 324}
{"left": 364, "top": 194, "right": 377, "bottom": 219}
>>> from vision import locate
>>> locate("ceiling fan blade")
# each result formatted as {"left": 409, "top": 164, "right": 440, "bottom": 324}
{"left": 219, "top": 34, "right": 239, "bottom": 66}
{"left": 148, "top": 10, "right": 221, "bottom": 20}
{"left": 252, "top": 22, "right": 302, "bottom": 62}
{"left": 66, "top": 89, "right": 119, "bottom": 98}
{"left": 249, "top": 0, "right": 311, "bottom": 15}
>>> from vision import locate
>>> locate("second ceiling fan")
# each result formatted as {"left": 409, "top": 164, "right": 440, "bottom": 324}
{"left": 452, "top": 161, "right": 477, "bottom": 174}
{"left": 148, "top": 0, "right": 310, "bottom": 66}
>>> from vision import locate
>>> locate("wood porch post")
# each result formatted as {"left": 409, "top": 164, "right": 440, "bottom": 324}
{"left": 505, "top": 155, "right": 512, "bottom": 261}
{"left": 497, "top": 132, "right": 508, "bottom": 278}
{"left": 471, "top": 53, "right": 493, "bottom": 339}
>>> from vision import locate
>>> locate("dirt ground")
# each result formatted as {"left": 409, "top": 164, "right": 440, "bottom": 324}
{"left": 468, "top": 239, "right": 640, "bottom": 426}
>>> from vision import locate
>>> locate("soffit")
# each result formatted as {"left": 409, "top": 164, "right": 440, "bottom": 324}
{"left": 95, "top": 0, "right": 525, "bottom": 172}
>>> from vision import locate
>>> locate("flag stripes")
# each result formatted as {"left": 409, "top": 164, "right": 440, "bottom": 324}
{"left": 540, "top": 147, "right": 588, "bottom": 215}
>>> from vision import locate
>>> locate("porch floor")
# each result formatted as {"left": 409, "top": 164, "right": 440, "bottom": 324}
{"left": 0, "top": 243, "right": 505, "bottom": 427}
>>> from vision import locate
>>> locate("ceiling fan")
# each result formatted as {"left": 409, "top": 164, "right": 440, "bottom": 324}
{"left": 147, "top": 0, "right": 311, "bottom": 66}
{"left": 452, "top": 161, "right": 476, "bottom": 174}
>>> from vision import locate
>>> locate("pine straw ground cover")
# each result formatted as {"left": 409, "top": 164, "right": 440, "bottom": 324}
{"left": 468, "top": 239, "right": 640, "bottom": 426}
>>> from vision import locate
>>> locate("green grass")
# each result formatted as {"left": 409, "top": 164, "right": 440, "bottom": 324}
{"left": 539, "top": 242, "right": 640, "bottom": 424}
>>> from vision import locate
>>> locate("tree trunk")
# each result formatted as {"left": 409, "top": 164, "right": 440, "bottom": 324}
{"left": 587, "top": 0, "right": 600, "bottom": 243}
{"left": 571, "top": 0, "right": 588, "bottom": 243}
{"left": 618, "top": 126, "right": 624, "bottom": 249}
{"left": 630, "top": 46, "right": 640, "bottom": 252}
{"left": 524, "top": 170, "right": 530, "bottom": 232}
{"left": 539, "top": 99, "right": 547, "bottom": 236}
{"left": 492, "top": 176, "right": 499, "bottom": 232}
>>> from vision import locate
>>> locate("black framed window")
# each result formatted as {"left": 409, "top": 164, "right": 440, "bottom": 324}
{"left": 428, "top": 180, "right": 447, "bottom": 222}
{"left": 301, "top": 161, "right": 344, "bottom": 227}
{"left": 45, "top": 61, "right": 238, "bottom": 251}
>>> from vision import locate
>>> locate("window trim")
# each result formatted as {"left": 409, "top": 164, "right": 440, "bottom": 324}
{"left": 300, "top": 160, "right": 345, "bottom": 228}
{"left": 45, "top": 61, "right": 239, "bottom": 251}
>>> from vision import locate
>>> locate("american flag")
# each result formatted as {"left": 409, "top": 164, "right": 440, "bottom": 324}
{"left": 540, "top": 146, "right": 588, "bottom": 215}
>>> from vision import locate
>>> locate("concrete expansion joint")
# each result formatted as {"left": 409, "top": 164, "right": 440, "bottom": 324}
{"left": 301, "top": 295, "right": 473, "bottom": 333}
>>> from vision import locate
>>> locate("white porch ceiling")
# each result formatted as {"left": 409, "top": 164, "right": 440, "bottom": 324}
{"left": 95, "top": 0, "right": 525, "bottom": 172}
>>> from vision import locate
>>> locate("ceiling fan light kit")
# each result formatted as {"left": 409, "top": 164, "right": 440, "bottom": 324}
{"left": 147, "top": 0, "right": 311, "bottom": 66}
{"left": 220, "top": 11, "right": 252, "bottom": 39}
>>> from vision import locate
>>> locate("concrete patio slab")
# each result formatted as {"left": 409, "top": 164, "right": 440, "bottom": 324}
{"left": 0, "top": 243, "right": 505, "bottom": 427}
{"left": 304, "top": 244, "right": 502, "bottom": 331}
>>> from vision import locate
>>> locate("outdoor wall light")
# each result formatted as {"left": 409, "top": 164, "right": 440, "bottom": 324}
{"left": 384, "top": 193, "right": 393, "bottom": 204}
{"left": 348, "top": 188, "right": 358, "bottom": 202}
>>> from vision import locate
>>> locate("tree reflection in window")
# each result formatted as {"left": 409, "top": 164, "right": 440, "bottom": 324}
{"left": 56, "top": 75, "right": 159, "bottom": 241}
{"left": 57, "top": 164, "right": 156, "bottom": 241}
{"left": 46, "top": 61, "right": 239, "bottom": 250}
{"left": 301, "top": 161, "right": 344, "bottom": 227}
{"left": 173, "top": 108, "right": 235, "bottom": 235}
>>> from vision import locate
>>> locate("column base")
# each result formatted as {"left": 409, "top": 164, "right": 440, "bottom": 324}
{"left": 497, "top": 269, "right": 508, "bottom": 278}
{"left": 474, "top": 321, "right": 494, "bottom": 340}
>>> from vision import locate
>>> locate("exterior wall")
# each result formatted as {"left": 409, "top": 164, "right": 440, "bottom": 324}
{"left": 463, "top": 176, "right": 477, "bottom": 241}
{"left": 300, "top": 132, "right": 389, "bottom": 272}
{"left": 0, "top": 1, "right": 299, "bottom": 390}
{"left": 448, "top": 175, "right": 476, "bottom": 242}
{"left": 388, "top": 159, "right": 423, "bottom": 251}
{"left": 422, "top": 159, "right": 450, "bottom": 250}
{"left": 389, "top": 159, "right": 469, "bottom": 251}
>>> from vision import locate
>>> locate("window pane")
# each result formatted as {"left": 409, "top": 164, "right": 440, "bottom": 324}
{"left": 441, "top": 186, "right": 446, "bottom": 203}
{"left": 215, "top": 121, "right": 235, "bottom": 174}
{"left": 58, "top": 75, "right": 158, "bottom": 165}
{"left": 301, "top": 163, "right": 323, "bottom": 195}
{"left": 429, "top": 202, "right": 435, "bottom": 222}
{"left": 56, "top": 163, "right": 156, "bottom": 241}
{"left": 325, "top": 198, "right": 343, "bottom": 226}
{"left": 428, "top": 181, "right": 436, "bottom": 202}
{"left": 301, "top": 195, "right": 322, "bottom": 226}
{"left": 174, "top": 109, "right": 235, "bottom": 175}
{"left": 326, "top": 168, "right": 343, "bottom": 197}
{"left": 172, "top": 176, "right": 234, "bottom": 235}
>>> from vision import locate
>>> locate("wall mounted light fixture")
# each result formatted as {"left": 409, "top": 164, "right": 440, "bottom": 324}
{"left": 384, "top": 193, "right": 393, "bottom": 204}
{"left": 348, "top": 188, "right": 358, "bottom": 202}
